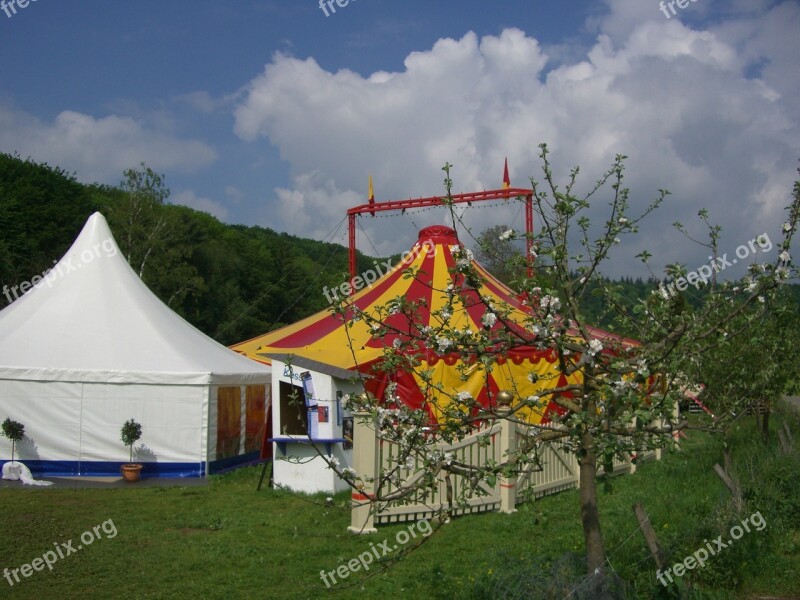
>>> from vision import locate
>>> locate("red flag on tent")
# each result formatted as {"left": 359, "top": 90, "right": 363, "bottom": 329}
{"left": 502, "top": 158, "right": 510, "bottom": 189}
{"left": 368, "top": 175, "right": 375, "bottom": 216}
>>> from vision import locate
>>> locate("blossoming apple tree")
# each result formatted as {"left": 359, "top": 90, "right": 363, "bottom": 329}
{"left": 328, "top": 147, "right": 800, "bottom": 582}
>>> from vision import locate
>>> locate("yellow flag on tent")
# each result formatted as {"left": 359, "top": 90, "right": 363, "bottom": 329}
{"left": 368, "top": 175, "right": 375, "bottom": 216}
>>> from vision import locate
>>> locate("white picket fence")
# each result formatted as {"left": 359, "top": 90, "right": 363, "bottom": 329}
{"left": 348, "top": 409, "right": 659, "bottom": 533}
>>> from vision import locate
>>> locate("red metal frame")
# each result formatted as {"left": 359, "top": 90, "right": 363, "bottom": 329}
{"left": 347, "top": 187, "right": 535, "bottom": 280}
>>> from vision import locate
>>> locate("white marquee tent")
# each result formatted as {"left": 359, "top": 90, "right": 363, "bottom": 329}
{"left": 0, "top": 212, "right": 271, "bottom": 477}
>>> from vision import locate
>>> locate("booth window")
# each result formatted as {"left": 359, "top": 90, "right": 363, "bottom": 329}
{"left": 279, "top": 381, "right": 307, "bottom": 435}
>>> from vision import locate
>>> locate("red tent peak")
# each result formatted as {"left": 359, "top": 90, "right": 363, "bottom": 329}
{"left": 419, "top": 225, "right": 458, "bottom": 244}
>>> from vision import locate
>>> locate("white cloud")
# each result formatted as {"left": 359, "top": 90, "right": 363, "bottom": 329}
{"left": 171, "top": 189, "right": 229, "bottom": 222}
{"left": 273, "top": 171, "right": 361, "bottom": 241}
{"left": 0, "top": 105, "right": 217, "bottom": 185}
{"left": 232, "top": 6, "right": 800, "bottom": 277}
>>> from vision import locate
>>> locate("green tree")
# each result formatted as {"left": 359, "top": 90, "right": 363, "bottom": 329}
{"left": 0, "top": 154, "right": 96, "bottom": 308}
{"left": 473, "top": 224, "right": 525, "bottom": 284}
{"left": 333, "top": 148, "right": 800, "bottom": 583}
{"left": 103, "top": 165, "right": 204, "bottom": 314}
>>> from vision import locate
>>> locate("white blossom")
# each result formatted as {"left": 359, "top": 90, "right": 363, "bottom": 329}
{"left": 540, "top": 295, "right": 561, "bottom": 312}
{"left": 779, "top": 250, "right": 791, "bottom": 262}
{"left": 457, "top": 391, "right": 473, "bottom": 402}
{"left": 783, "top": 222, "right": 793, "bottom": 232}
{"left": 588, "top": 339, "right": 603, "bottom": 356}
{"left": 481, "top": 312, "right": 497, "bottom": 328}
{"left": 436, "top": 336, "right": 452, "bottom": 352}
{"left": 328, "top": 456, "right": 340, "bottom": 468}
{"left": 499, "top": 229, "right": 514, "bottom": 241}
{"left": 618, "top": 217, "right": 628, "bottom": 224}
{"left": 342, "top": 467, "right": 356, "bottom": 477}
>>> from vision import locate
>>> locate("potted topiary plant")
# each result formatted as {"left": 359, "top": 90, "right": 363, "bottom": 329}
{"left": 120, "top": 418, "right": 143, "bottom": 482}
{"left": 2, "top": 418, "right": 25, "bottom": 479}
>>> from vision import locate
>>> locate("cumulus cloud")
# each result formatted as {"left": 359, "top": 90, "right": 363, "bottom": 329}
{"left": 0, "top": 105, "right": 216, "bottom": 185}
{"left": 233, "top": 4, "right": 799, "bottom": 278}
{"left": 171, "top": 190, "right": 230, "bottom": 222}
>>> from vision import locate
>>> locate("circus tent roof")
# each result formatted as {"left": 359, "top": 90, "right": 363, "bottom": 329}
{"left": 232, "top": 224, "right": 641, "bottom": 424}
{"left": 231, "top": 225, "right": 538, "bottom": 369}
{"left": 232, "top": 224, "right": 631, "bottom": 370}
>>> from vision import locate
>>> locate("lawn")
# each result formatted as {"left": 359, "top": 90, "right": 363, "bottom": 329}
{"left": 1, "top": 407, "right": 798, "bottom": 600}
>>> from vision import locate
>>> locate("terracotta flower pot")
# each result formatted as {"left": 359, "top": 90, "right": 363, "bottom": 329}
{"left": 121, "top": 464, "right": 143, "bottom": 482}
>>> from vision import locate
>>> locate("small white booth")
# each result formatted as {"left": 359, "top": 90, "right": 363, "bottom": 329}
{"left": 262, "top": 354, "right": 364, "bottom": 494}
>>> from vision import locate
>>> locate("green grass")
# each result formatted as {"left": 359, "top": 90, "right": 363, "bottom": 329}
{"left": 1, "top": 408, "right": 799, "bottom": 600}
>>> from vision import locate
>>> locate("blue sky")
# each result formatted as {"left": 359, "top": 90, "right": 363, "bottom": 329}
{"left": 1, "top": 0, "right": 798, "bottom": 279}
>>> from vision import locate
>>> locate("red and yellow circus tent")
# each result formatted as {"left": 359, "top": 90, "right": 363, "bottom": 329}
{"left": 232, "top": 225, "right": 630, "bottom": 425}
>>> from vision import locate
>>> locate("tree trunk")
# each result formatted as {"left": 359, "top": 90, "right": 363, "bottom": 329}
{"left": 761, "top": 398, "right": 771, "bottom": 444}
{"left": 579, "top": 429, "right": 606, "bottom": 575}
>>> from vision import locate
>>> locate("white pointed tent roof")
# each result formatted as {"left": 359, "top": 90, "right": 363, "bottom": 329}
{"left": 0, "top": 212, "right": 268, "bottom": 385}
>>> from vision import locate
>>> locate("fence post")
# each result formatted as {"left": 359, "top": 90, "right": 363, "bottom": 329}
{"left": 672, "top": 398, "right": 682, "bottom": 451}
{"left": 627, "top": 416, "right": 638, "bottom": 474}
{"left": 497, "top": 406, "right": 518, "bottom": 514}
{"left": 348, "top": 409, "right": 378, "bottom": 534}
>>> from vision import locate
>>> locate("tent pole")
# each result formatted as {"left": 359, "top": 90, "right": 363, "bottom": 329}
{"left": 348, "top": 213, "right": 357, "bottom": 283}
{"left": 256, "top": 460, "right": 272, "bottom": 491}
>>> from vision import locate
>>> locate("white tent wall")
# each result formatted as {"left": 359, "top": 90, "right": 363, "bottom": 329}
{"left": 0, "top": 379, "right": 82, "bottom": 466}
{"left": 207, "top": 386, "right": 218, "bottom": 471}
{"left": 77, "top": 383, "right": 207, "bottom": 469}
{"left": 0, "top": 379, "right": 211, "bottom": 476}
{"left": 0, "top": 212, "right": 272, "bottom": 478}
{"left": 0, "top": 380, "right": 278, "bottom": 477}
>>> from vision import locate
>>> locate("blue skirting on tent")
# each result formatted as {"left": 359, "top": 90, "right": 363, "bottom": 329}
{"left": 0, "top": 459, "right": 206, "bottom": 478}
